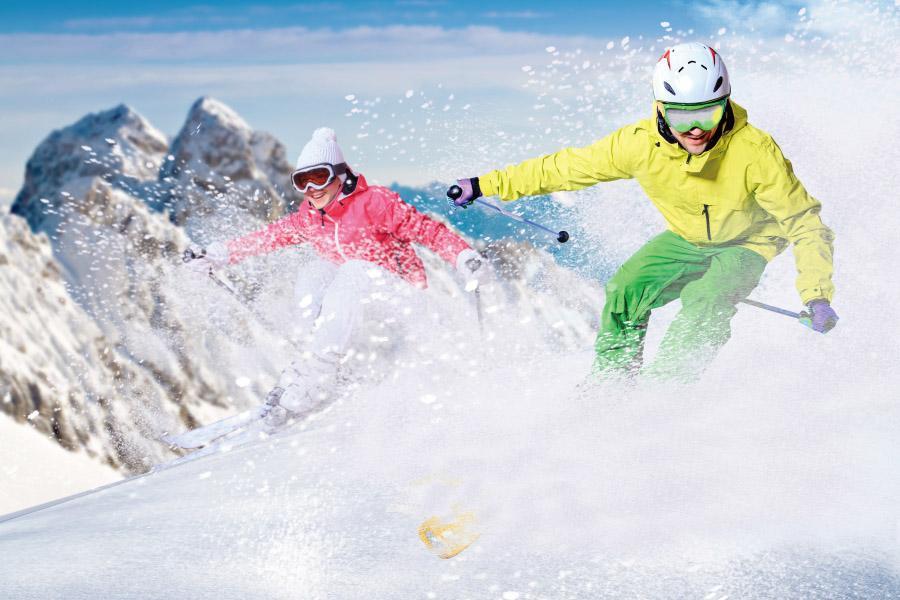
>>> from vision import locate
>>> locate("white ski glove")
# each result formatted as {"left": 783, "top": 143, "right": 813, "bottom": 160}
{"left": 455, "top": 248, "right": 491, "bottom": 291}
{"left": 183, "top": 241, "right": 229, "bottom": 275}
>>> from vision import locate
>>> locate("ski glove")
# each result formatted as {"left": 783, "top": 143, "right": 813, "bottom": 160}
{"left": 447, "top": 178, "right": 482, "bottom": 208}
{"left": 456, "top": 248, "right": 490, "bottom": 290}
{"left": 183, "top": 241, "right": 229, "bottom": 274}
{"left": 804, "top": 299, "right": 839, "bottom": 333}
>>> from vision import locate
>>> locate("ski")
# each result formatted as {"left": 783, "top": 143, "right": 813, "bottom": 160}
{"left": 161, "top": 405, "right": 270, "bottom": 450}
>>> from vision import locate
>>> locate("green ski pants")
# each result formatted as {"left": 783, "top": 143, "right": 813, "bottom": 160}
{"left": 593, "top": 231, "right": 768, "bottom": 381}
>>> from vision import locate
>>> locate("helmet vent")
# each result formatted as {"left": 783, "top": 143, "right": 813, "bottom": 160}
{"left": 713, "top": 76, "right": 723, "bottom": 92}
{"left": 663, "top": 81, "right": 676, "bottom": 96}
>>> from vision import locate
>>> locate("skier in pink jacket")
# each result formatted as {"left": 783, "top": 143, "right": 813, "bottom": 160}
{"left": 187, "top": 128, "right": 487, "bottom": 425}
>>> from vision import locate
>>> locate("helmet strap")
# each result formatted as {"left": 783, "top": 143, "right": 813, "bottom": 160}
{"left": 656, "top": 107, "right": 678, "bottom": 144}
{"left": 703, "top": 100, "right": 735, "bottom": 152}
{"left": 341, "top": 168, "right": 359, "bottom": 196}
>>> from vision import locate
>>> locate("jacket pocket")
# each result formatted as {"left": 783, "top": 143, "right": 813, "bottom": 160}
{"left": 700, "top": 198, "right": 754, "bottom": 243}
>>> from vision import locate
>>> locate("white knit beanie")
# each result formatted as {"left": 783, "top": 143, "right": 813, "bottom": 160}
{"left": 295, "top": 127, "right": 345, "bottom": 169}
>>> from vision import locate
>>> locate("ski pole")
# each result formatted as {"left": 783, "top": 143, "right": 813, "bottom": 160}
{"left": 740, "top": 298, "right": 816, "bottom": 331}
{"left": 447, "top": 186, "right": 570, "bottom": 244}
{"left": 182, "top": 249, "right": 299, "bottom": 348}
{"left": 473, "top": 287, "right": 484, "bottom": 337}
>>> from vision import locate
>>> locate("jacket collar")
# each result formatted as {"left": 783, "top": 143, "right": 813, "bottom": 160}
{"left": 652, "top": 100, "right": 748, "bottom": 173}
{"left": 305, "top": 173, "right": 369, "bottom": 219}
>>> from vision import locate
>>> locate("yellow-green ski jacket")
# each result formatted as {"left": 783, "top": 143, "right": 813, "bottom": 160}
{"left": 478, "top": 101, "right": 835, "bottom": 304}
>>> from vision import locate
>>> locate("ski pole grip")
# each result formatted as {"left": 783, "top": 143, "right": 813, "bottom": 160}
{"left": 447, "top": 185, "right": 463, "bottom": 201}
{"left": 182, "top": 247, "right": 206, "bottom": 262}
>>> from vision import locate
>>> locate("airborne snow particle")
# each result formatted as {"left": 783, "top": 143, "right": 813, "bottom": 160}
{"left": 606, "top": 41, "right": 615, "bottom": 49}
{"left": 80, "top": 145, "right": 92, "bottom": 152}
{"left": 198, "top": 471, "right": 212, "bottom": 480}
{"left": 660, "top": 21, "right": 670, "bottom": 27}
{"left": 27, "top": 410, "right": 39, "bottom": 421}
{"left": 521, "top": 65, "right": 532, "bottom": 72}
{"left": 718, "top": 27, "right": 727, "bottom": 35}
{"left": 545, "top": 46, "right": 556, "bottom": 53}
{"left": 798, "top": 7, "right": 806, "bottom": 16}
{"left": 405, "top": 90, "right": 414, "bottom": 98}
{"left": 621, "top": 36, "right": 630, "bottom": 47}
{"left": 344, "top": 94, "right": 356, "bottom": 101}
{"left": 420, "top": 394, "right": 436, "bottom": 404}
{"left": 235, "top": 377, "right": 251, "bottom": 388}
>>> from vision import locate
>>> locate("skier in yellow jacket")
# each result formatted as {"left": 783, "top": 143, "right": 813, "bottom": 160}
{"left": 449, "top": 42, "right": 837, "bottom": 381}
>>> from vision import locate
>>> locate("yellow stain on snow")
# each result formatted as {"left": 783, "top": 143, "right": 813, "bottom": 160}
{"left": 418, "top": 511, "right": 480, "bottom": 559}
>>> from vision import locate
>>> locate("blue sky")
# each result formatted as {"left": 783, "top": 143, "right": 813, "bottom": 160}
{"left": 0, "top": 0, "right": 812, "bottom": 202}
{"left": 0, "top": 1, "right": 701, "bottom": 36}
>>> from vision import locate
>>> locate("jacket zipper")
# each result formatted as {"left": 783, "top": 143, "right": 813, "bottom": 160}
{"left": 327, "top": 214, "right": 349, "bottom": 261}
{"left": 702, "top": 204, "right": 712, "bottom": 241}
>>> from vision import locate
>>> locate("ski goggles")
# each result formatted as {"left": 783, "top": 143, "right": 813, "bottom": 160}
{"left": 661, "top": 97, "right": 728, "bottom": 133}
{"left": 291, "top": 162, "right": 348, "bottom": 193}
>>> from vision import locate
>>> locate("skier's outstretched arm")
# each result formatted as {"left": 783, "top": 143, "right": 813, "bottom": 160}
{"left": 225, "top": 212, "right": 310, "bottom": 265}
{"left": 455, "top": 125, "right": 640, "bottom": 205}
{"left": 381, "top": 190, "right": 471, "bottom": 266}
{"left": 750, "top": 137, "right": 835, "bottom": 306}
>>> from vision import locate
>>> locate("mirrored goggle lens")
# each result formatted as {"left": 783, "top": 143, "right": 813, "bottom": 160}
{"left": 665, "top": 103, "right": 725, "bottom": 133}
{"left": 292, "top": 167, "right": 334, "bottom": 192}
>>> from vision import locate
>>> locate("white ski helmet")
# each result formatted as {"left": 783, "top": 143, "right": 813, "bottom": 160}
{"left": 652, "top": 42, "right": 730, "bottom": 104}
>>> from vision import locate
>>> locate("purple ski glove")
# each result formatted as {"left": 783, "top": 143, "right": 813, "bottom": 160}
{"left": 805, "top": 299, "right": 838, "bottom": 333}
{"left": 447, "top": 178, "right": 482, "bottom": 208}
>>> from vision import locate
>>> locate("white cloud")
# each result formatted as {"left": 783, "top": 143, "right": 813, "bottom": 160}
{"left": 483, "top": 11, "right": 548, "bottom": 19}
{"left": 2, "top": 25, "right": 583, "bottom": 64}
{"left": 695, "top": 0, "right": 798, "bottom": 33}
{"left": 63, "top": 15, "right": 238, "bottom": 30}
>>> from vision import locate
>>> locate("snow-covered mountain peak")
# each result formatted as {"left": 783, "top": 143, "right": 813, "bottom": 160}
{"left": 193, "top": 96, "right": 253, "bottom": 133}
{"left": 11, "top": 104, "right": 168, "bottom": 233}
{"left": 160, "top": 96, "right": 297, "bottom": 228}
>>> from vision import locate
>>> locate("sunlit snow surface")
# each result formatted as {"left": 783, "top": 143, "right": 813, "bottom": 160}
{"left": 2, "top": 1, "right": 900, "bottom": 597}
{"left": 0, "top": 354, "right": 898, "bottom": 598}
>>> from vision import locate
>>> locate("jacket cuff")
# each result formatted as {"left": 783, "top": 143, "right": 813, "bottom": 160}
{"left": 476, "top": 172, "right": 497, "bottom": 197}
{"left": 470, "top": 177, "right": 482, "bottom": 199}
{"left": 800, "top": 289, "right": 834, "bottom": 305}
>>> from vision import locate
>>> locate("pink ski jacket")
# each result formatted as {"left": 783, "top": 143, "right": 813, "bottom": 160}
{"left": 226, "top": 174, "right": 470, "bottom": 288}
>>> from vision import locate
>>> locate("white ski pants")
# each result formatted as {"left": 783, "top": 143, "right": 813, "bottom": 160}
{"left": 276, "top": 259, "right": 424, "bottom": 412}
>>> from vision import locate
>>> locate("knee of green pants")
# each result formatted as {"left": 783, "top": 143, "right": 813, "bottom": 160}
{"left": 594, "top": 295, "right": 649, "bottom": 376}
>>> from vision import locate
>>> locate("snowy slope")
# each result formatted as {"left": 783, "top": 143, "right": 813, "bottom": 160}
{"left": 0, "top": 351, "right": 898, "bottom": 599}
{"left": 0, "top": 413, "right": 119, "bottom": 515}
